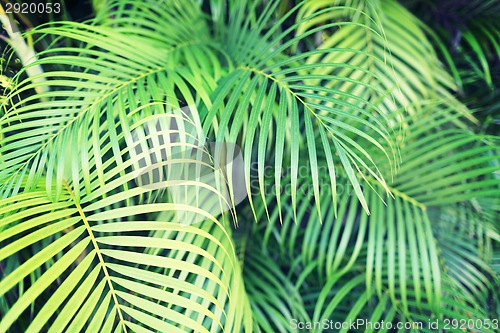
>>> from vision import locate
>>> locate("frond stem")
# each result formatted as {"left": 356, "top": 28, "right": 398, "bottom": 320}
{"left": 237, "top": 66, "right": 339, "bottom": 145}
{"left": 63, "top": 180, "right": 128, "bottom": 332}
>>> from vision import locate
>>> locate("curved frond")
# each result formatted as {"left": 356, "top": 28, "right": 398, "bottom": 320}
{"left": 0, "top": 1, "right": 217, "bottom": 199}
{"left": 201, "top": 0, "right": 399, "bottom": 218}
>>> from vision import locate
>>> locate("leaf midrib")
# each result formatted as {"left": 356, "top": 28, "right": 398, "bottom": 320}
{"left": 63, "top": 181, "right": 128, "bottom": 333}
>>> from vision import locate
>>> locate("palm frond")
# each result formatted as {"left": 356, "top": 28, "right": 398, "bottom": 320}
{"left": 201, "top": 0, "right": 399, "bottom": 218}
{"left": 0, "top": 1, "right": 217, "bottom": 200}
{"left": 0, "top": 101, "right": 253, "bottom": 332}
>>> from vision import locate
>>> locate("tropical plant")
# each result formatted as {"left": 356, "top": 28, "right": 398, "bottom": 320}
{"left": 0, "top": 0, "right": 498, "bottom": 332}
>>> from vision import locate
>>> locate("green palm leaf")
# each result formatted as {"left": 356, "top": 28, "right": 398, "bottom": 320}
{"left": 1, "top": 0, "right": 498, "bottom": 332}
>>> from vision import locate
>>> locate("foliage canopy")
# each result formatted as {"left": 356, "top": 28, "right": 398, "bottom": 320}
{"left": 0, "top": 0, "right": 499, "bottom": 332}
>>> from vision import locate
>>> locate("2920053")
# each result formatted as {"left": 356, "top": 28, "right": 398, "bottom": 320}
{"left": 5, "top": 2, "right": 61, "bottom": 14}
